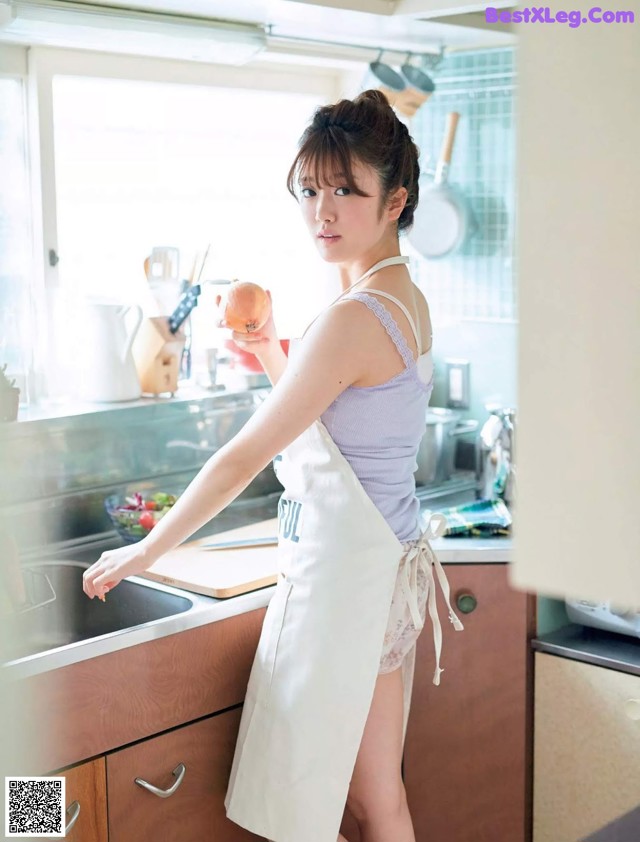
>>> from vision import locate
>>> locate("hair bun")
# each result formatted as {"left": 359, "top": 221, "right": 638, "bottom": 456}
{"left": 355, "top": 89, "right": 395, "bottom": 110}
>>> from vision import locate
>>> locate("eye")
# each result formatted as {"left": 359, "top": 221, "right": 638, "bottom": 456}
{"left": 335, "top": 187, "right": 351, "bottom": 196}
{"left": 300, "top": 187, "right": 316, "bottom": 198}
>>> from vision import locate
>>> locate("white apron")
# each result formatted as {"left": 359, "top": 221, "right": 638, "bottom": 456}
{"left": 224, "top": 256, "right": 464, "bottom": 842}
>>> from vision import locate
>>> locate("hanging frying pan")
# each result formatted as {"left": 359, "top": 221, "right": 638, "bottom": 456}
{"left": 408, "top": 112, "right": 477, "bottom": 259}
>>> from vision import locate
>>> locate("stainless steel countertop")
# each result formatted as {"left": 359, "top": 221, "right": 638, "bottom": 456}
{"left": 4, "top": 495, "right": 511, "bottom": 681}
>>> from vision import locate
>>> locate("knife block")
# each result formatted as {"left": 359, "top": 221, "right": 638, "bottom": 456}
{"left": 132, "top": 317, "right": 186, "bottom": 396}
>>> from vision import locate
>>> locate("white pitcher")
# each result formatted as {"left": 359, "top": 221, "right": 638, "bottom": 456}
{"left": 75, "top": 301, "right": 143, "bottom": 402}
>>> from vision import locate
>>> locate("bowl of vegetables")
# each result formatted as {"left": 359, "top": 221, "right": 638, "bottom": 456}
{"left": 105, "top": 491, "right": 179, "bottom": 543}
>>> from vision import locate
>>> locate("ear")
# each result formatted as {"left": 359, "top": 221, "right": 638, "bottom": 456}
{"left": 386, "top": 186, "right": 408, "bottom": 222}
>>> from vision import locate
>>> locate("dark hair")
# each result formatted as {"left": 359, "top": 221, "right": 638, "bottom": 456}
{"left": 286, "top": 89, "right": 420, "bottom": 232}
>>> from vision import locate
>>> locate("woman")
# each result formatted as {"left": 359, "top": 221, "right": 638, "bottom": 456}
{"left": 83, "top": 90, "right": 463, "bottom": 842}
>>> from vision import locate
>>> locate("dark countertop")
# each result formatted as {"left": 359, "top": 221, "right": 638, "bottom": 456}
{"left": 532, "top": 623, "right": 640, "bottom": 678}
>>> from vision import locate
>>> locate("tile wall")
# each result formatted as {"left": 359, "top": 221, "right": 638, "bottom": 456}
{"left": 406, "top": 46, "right": 517, "bottom": 422}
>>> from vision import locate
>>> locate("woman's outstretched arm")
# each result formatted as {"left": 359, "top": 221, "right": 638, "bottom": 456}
{"left": 83, "top": 299, "right": 374, "bottom": 599}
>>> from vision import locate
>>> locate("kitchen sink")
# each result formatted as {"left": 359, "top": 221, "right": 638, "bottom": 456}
{"left": 3, "top": 560, "right": 193, "bottom": 665}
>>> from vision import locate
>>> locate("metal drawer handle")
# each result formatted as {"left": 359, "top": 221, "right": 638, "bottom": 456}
{"left": 624, "top": 699, "right": 640, "bottom": 721}
{"left": 135, "top": 763, "right": 186, "bottom": 798}
{"left": 65, "top": 800, "right": 80, "bottom": 834}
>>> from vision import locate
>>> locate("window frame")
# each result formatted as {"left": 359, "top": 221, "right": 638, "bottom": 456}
{"left": 22, "top": 46, "right": 342, "bottom": 402}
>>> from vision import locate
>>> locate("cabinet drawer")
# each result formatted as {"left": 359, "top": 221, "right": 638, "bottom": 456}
{"left": 107, "top": 708, "right": 262, "bottom": 842}
{"left": 534, "top": 653, "right": 640, "bottom": 842}
{"left": 51, "top": 757, "right": 107, "bottom": 842}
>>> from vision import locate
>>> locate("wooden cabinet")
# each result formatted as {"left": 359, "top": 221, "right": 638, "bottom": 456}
{"left": 26, "top": 608, "right": 265, "bottom": 774}
{"left": 37, "top": 610, "right": 267, "bottom": 842}
{"left": 533, "top": 653, "right": 640, "bottom": 842}
{"left": 107, "top": 706, "right": 263, "bottom": 842}
{"left": 50, "top": 757, "right": 107, "bottom": 842}
{"left": 402, "top": 563, "right": 533, "bottom": 842}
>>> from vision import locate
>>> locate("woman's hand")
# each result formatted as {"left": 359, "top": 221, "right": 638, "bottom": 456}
{"left": 82, "top": 540, "right": 154, "bottom": 600}
{"left": 216, "top": 290, "right": 278, "bottom": 359}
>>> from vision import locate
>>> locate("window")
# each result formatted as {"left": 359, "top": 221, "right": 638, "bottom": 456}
{"left": 51, "top": 75, "right": 328, "bottom": 360}
{"left": 0, "top": 73, "right": 34, "bottom": 401}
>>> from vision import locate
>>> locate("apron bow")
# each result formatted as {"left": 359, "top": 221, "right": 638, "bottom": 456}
{"left": 398, "top": 513, "right": 465, "bottom": 686}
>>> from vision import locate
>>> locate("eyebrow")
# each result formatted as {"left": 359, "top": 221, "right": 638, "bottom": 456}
{"left": 300, "top": 172, "right": 346, "bottom": 185}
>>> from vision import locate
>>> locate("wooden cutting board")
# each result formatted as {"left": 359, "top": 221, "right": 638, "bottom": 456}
{"left": 139, "top": 518, "right": 280, "bottom": 598}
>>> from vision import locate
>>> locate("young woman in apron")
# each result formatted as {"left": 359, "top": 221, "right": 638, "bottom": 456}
{"left": 83, "top": 90, "right": 464, "bottom": 842}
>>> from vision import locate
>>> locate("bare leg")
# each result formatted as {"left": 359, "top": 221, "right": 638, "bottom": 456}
{"left": 345, "top": 667, "right": 415, "bottom": 842}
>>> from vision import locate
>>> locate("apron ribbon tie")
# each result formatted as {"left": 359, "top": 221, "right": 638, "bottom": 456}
{"left": 398, "top": 513, "right": 464, "bottom": 686}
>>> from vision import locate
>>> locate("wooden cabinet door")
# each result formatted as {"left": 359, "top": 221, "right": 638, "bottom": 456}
{"left": 403, "top": 564, "right": 533, "bottom": 842}
{"left": 49, "top": 757, "right": 107, "bottom": 842}
{"left": 534, "top": 653, "right": 640, "bottom": 842}
{"left": 107, "top": 707, "right": 264, "bottom": 842}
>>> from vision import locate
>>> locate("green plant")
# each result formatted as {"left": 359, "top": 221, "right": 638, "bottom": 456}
{"left": 0, "top": 364, "right": 17, "bottom": 391}
{"left": 0, "top": 364, "right": 20, "bottom": 422}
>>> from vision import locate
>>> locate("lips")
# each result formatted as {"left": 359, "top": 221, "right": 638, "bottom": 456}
{"left": 317, "top": 232, "right": 341, "bottom": 241}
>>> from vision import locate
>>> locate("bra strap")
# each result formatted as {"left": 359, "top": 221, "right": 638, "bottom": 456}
{"left": 360, "top": 288, "right": 422, "bottom": 350}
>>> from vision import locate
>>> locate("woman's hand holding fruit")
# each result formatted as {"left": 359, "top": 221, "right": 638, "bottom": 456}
{"left": 217, "top": 281, "right": 288, "bottom": 386}
{"left": 216, "top": 282, "right": 279, "bottom": 361}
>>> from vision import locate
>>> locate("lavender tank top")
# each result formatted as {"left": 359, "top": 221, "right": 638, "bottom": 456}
{"left": 295, "top": 290, "right": 434, "bottom": 543}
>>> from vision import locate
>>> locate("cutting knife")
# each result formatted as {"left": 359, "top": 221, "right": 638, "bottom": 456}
{"left": 168, "top": 284, "right": 201, "bottom": 334}
{"left": 202, "top": 536, "right": 279, "bottom": 550}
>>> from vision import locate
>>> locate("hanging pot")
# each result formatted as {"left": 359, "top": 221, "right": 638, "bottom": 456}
{"left": 394, "top": 57, "right": 436, "bottom": 117}
{"left": 408, "top": 112, "right": 477, "bottom": 259}
{"left": 363, "top": 51, "right": 406, "bottom": 108}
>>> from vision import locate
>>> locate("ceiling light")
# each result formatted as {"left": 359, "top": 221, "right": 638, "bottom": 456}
{"left": 0, "top": 1, "right": 266, "bottom": 65}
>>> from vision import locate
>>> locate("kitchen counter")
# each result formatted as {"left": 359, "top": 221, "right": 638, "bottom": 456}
{"left": 5, "top": 496, "right": 511, "bottom": 681}
{"left": 429, "top": 534, "right": 510, "bottom": 563}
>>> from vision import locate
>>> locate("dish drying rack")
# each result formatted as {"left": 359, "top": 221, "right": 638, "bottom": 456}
{"left": 13, "top": 568, "right": 57, "bottom": 614}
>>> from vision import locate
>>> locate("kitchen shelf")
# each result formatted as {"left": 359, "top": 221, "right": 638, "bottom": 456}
{"left": 532, "top": 623, "right": 640, "bottom": 678}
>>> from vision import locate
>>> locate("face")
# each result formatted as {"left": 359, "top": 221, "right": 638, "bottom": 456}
{"left": 297, "top": 158, "right": 406, "bottom": 264}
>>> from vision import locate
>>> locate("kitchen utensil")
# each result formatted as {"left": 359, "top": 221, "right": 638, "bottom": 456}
{"left": 408, "top": 112, "right": 477, "bottom": 259}
{"left": 168, "top": 284, "right": 201, "bottom": 334}
{"left": 74, "top": 301, "right": 143, "bottom": 402}
{"left": 400, "top": 59, "right": 436, "bottom": 96}
{"left": 139, "top": 518, "right": 280, "bottom": 598}
{"left": 131, "top": 316, "right": 186, "bottom": 395}
{"left": 195, "top": 243, "right": 211, "bottom": 284}
{"left": 394, "top": 56, "right": 436, "bottom": 117}
{"left": 477, "top": 406, "right": 516, "bottom": 506}
{"left": 415, "top": 408, "right": 479, "bottom": 486}
{"left": 364, "top": 51, "right": 406, "bottom": 108}
{"left": 204, "top": 347, "right": 219, "bottom": 387}
{"left": 148, "top": 247, "right": 179, "bottom": 283}
{"left": 145, "top": 246, "right": 181, "bottom": 314}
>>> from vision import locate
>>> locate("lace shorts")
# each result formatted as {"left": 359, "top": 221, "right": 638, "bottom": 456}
{"left": 378, "top": 536, "right": 430, "bottom": 675}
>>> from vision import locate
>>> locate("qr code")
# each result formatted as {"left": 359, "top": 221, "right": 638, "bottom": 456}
{"left": 5, "top": 777, "right": 65, "bottom": 838}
